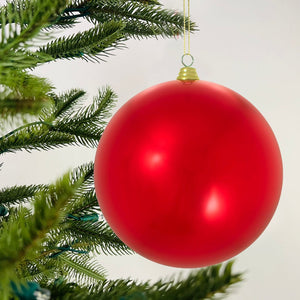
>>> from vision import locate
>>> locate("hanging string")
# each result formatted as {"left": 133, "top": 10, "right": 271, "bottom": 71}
{"left": 183, "top": 0, "right": 186, "bottom": 54}
{"left": 188, "top": 0, "right": 191, "bottom": 54}
{"left": 182, "top": 0, "right": 193, "bottom": 67}
{"left": 178, "top": 0, "right": 199, "bottom": 80}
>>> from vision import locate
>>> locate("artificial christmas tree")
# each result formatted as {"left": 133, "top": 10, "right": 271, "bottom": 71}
{"left": 0, "top": 0, "right": 242, "bottom": 299}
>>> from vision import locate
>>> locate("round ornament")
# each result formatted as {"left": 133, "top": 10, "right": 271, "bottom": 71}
{"left": 94, "top": 70, "right": 282, "bottom": 268}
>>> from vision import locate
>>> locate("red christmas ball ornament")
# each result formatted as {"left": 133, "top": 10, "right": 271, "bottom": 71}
{"left": 94, "top": 67, "right": 283, "bottom": 268}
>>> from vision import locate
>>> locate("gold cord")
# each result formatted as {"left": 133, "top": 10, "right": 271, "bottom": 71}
{"left": 177, "top": 0, "right": 199, "bottom": 80}
{"left": 183, "top": 0, "right": 186, "bottom": 54}
{"left": 188, "top": 0, "right": 190, "bottom": 54}
{"left": 183, "top": 0, "right": 191, "bottom": 55}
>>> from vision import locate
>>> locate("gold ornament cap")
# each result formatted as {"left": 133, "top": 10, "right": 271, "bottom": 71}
{"left": 177, "top": 66, "right": 199, "bottom": 81}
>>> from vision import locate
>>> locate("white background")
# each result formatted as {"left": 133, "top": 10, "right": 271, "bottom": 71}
{"left": 1, "top": 0, "right": 300, "bottom": 299}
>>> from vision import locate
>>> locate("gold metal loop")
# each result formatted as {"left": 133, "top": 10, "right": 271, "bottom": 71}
{"left": 181, "top": 53, "right": 194, "bottom": 67}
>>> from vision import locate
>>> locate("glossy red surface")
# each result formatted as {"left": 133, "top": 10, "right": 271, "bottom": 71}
{"left": 94, "top": 80, "right": 283, "bottom": 268}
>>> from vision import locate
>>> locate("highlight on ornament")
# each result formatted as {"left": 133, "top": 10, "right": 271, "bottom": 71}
{"left": 94, "top": 0, "right": 283, "bottom": 268}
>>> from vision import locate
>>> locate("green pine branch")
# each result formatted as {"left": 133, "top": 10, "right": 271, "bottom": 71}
{"left": 38, "top": 20, "right": 126, "bottom": 62}
{"left": 0, "top": 96, "right": 50, "bottom": 120}
{"left": 41, "top": 162, "right": 132, "bottom": 257}
{"left": 0, "top": 0, "right": 197, "bottom": 125}
{"left": 52, "top": 87, "right": 117, "bottom": 147}
{"left": 68, "top": 161, "right": 95, "bottom": 188}
{"left": 64, "top": 163, "right": 98, "bottom": 216}
{"left": 51, "top": 89, "right": 87, "bottom": 120}
{"left": 0, "top": 0, "right": 69, "bottom": 73}
{"left": 57, "top": 0, "right": 197, "bottom": 39}
{"left": 0, "top": 121, "right": 75, "bottom": 155}
{"left": 0, "top": 70, "right": 53, "bottom": 122}
{"left": 158, "top": 261, "right": 242, "bottom": 300}
{"left": 3, "top": 163, "right": 114, "bottom": 294}
{"left": 0, "top": 0, "right": 197, "bottom": 127}
{"left": 0, "top": 0, "right": 69, "bottom": 124}
{"left": 0, "top": 87, "right": 117, "bottom": 154}
{"left": 57, "top": 253, "right": 106, "bottom": 284}
{"left": 16, "top": 259, "right": 57, "bottom": 283}
{"left": 0, "top": 0, "right": 68, "bottom": 51}
{"left": 61, "top": 220, "right": 132, "bottom": 255}
{"left": 9, "top": 162, "right": 130, "bottom": 287}
{"left": 0, "top": 171, "right": 83, "bottom": 299}
{"left": 0, "top": 184, "right": 47, "bottom": 206}
{"left": 67, "top": 189, "right": 98, "bottom": 216}
{"left": 43, "top": 261, "right": 242, "bottom": 300}
{"left": 133, "top": 0, "right": 162, "bottom": 5}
